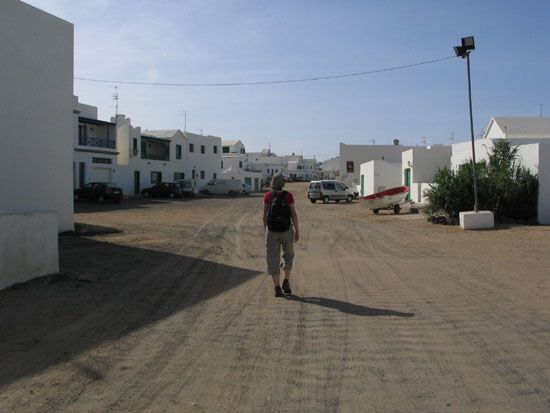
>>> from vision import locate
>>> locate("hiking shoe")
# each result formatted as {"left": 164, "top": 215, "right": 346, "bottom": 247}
{"left": 282, "top": 279, "right": 292, "bottom": 295}
{"left": 274, "top": 286, "right": 284, "bottom": 297}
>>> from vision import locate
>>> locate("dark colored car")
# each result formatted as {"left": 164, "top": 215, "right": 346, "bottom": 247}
{"left": 74, "top": 182, "right": 123, "bottom": 203}
{"left": 141, "top": 182, "right": 183, "bottom": 198}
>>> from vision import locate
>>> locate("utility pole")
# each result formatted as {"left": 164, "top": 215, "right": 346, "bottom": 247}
{"left": 540, "top": 104, "right": 543, "bottom": 118}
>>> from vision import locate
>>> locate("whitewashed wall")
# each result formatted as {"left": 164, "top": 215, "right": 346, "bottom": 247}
{"left": 186, "top": 133, "right": 222, "bottom": 187}
{"left": 0, "top": 1, "right": 74, "bottom": 232}
{"left": 339, "top": 143, "right": 414, "bottom": 187}
{"left": 359, "top": 160, "right": 401, "bottom": 196}
{"left": 0, "top": 211, "right": 59, "bottom": 290}
{"left": 451, "top": 139, "right": 492, "bottom": 170}
{"left": 517, "top": 142, "right": 550, "bottom": 224}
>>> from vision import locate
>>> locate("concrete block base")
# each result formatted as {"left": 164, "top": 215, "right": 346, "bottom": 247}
{"left": 459, "top": 210, "right": 495, "bottom": 230}
{"left": 0, "top": 211, "right": 59, "bottom": 290}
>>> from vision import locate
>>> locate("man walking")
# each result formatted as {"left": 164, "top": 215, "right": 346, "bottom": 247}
{"left": 263, "top": 174, "right": 299, "bottom": 297}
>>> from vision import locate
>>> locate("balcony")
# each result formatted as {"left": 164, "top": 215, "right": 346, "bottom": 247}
{"left": 141, "top": 135, "right": 170, "bottom": 161}
{"left": 79, "top": 136, "right": 116, "bottom": 149}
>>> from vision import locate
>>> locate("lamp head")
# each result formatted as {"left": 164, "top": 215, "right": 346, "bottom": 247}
{"left": 461, "top": 36, "right": 475, "bottom": 50}
{"left": 454, "top": 45, "right": 467, "bottom": 58}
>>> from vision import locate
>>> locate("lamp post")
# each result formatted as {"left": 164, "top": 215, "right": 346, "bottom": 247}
{"left": 454, "top": 36, "right": 478, "bottom": 212}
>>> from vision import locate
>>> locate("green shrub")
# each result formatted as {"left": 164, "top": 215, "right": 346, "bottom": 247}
{"left": 425, "top": 141, "right": 538, "bottom": 223}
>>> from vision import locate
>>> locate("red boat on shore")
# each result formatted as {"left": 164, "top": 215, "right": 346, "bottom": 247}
{"left": 360, "top": 186, "right": 410, "bottom": 214}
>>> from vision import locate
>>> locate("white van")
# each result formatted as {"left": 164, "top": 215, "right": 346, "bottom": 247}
{"left": 201, "top": 179, "right": 244, "bottom": 195}
{"left": 176, "top": 179, "right": 199, "bottom": 197}
{"left": 308, "top": 180, "right": 357, "bottom": 204}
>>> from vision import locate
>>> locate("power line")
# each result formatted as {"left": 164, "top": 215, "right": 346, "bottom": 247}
{"left": 74, "top": 56, "right": 455, "bottom": 87}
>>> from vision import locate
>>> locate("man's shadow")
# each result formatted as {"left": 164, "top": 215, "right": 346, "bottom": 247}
{"left": 285, "top": 295, "right": 414, "bottom": 318}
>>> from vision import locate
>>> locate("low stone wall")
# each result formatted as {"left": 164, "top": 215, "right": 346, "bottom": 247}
{"left": 0, "top": 211, "right": 59, "bottom": 290}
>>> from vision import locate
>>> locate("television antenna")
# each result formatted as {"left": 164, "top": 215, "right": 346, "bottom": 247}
{"left": 111, "top": 86, "right": 119, "bottom": 116}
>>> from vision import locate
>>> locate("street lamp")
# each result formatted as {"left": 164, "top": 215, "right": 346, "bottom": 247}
{"left": 454, "top": 36, "right": 479, "bottom": 212}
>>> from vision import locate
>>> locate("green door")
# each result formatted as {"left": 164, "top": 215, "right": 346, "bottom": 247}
{"left": 404, "top": 168, "right": 411, "bottom": 200}
{"left": 134, "top": 171, "right": 140, "bottom": 195}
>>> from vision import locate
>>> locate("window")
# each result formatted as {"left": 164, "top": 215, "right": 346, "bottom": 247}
{"left": 240, "top": 148, "right": 245, "bottom": 154}
{"left": 133, "top": 138, "right": 138, "bottom": 153}
{"left": 92, "top": 157, "right": 112, "bottom": 164}
{"left": 192, "top": 169, "right": 196, "bottom": 179}
{"left": 201, "top": 145, "right": 205, "bottom": 154}
{"left": 213, "top": 173, "right": 217, "bottom": 179}
{"left": 323, "top": 182, "right": 336, "bottom": 190}
{"left": 213, "top": 146, "right": 218, "bottom": 154}
{"left": 222, "top": 146, "right": 230, "bottom": 153}
{"left": 189, "top": 143, "right": 194, "bottom": 152}
{"left": 174, "top": 172, "right": 185, "bottom": 181}
{"left": 221, "top": 161, "right": 224, "bottom": 169}
{"left": 275, "top": 169, "right": 278, "bottom": 173}
{"left": 176, "top": 144, "right": 182, "bottom": 159}
{"left": 239, "top": 161, "right": 243, "bottom": 169}
{"left": 200, "top": 170, "right": 205, "bottom": 179}
{"left": 151, "top": 171, "right": 162, "bottom": 184}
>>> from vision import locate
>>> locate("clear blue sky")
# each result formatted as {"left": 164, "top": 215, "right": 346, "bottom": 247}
{"left": 27, "top": 0, "right": 550, "bottom": 160}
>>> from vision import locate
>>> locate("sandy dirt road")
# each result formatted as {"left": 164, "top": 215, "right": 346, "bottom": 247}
{"left": 1, "top": 183, "right": 549, "bottom": 412}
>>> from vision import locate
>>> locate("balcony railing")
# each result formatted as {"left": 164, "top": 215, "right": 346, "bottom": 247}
{"left": 79, "top": 136, "right": 116, "bottom": 149}
{"left": 142, "top": 153, "right": 168, "bottom": 161}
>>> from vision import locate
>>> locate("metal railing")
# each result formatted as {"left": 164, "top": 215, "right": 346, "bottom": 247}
{"left": 142, "top": 153, "right": 169, "bottom": 161}
{"left": 79, "top": 136, "right": 116, "bottom": 149}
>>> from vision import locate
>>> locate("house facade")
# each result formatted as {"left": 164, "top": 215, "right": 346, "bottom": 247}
{"left": 286, "top": 154, "right": 319, "bottom": 181}
{"left": 401, "top": 145, "right": 451, "bottom": 203}
{"left": 73, "top": 98, "right": 118, "bottom": 189}
{"left": 247, "top": 149, "right": 288, "bottom": 182}
{"left": 221, "top": 140, "right": 263, "bottom": 191}
{"left": 185, "top": 132, "right": 222, "bottom": 187}
{"left": 321, "top": 157, "right": 340, "bottom": 179}
{"left": 451, "top": 117, "right": 550, "bottom": 224}
{"left": 339, "top": 142, "right": 415, "bottom": 190}
{"left": 359, "top": 160, "right": 401, "bottom": 196}
{"left": 115, "top": 120, "right": 189, "bottom": 195}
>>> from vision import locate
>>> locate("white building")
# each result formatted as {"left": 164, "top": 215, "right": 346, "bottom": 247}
{"left": 115, "top": 120, "right": 188, "bottom": 195}
{"left": 339, "top": 141, "right": 415, "bottom": 189}
{"left": 451, "top": 117, "right": 550, "bottom": 224}
{"left": 1, "top": 1, "right": 73, "bottom": 289}
{"left": 185, "top": 132, "right": 222, "bottom": 187}
{"left": 321, "top": 157, "right": 340, "bottom": 179}
{"left": 221, "top": 140, "right": 262, "bottom": 191}
{"left": 401, "top": 145, "right": 452, "bottom": 203}
{"left": 359, "top": 160, "right": 401, "bottom": 196}
{"left": 222, "top": 140, "right": 246, "bottom": 155}
{"left": 0, "top": 0, "right": 74, "bottom": 233}
{"left": 286, "top": 154, "right": 319, "bottom": 181}
{"left": 73, "top": 98, "right": 118, "bottom": 188}
{"left": 144, "top": 129, "right": 189, "bottom": 182}
{"left": 247, "top": 149, "right": 288, "bottom": 182}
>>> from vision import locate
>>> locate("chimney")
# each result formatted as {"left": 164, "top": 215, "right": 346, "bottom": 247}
{"left": 393, "top": 139, "right": 400, "bottom": 146}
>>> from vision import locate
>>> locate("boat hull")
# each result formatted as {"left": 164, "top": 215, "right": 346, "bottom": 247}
{"left": 359, "top": 186, "right": 409, "bottom": 210}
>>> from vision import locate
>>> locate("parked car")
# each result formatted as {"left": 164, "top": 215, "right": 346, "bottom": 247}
{"left": 200, "top": 179, "right": 243, "bottom": 195}
{"left": 141, "top": 182, "right": 183, "bottom": 198}
{"left": 176, "top": 179, "right": 199, "bottom": 197}
{"left": 241, "top": 183, "right": 252, "bottom": 195}
{"left": 307, "top": 180, "right": 356, "bottom": 204}
{"left": 74, "top": 182, "right": 123, "bottom": 203}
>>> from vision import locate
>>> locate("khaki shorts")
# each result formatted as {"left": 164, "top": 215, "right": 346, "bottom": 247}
{"left": 265, "top": 228, "right": 294, "bottom": 276}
